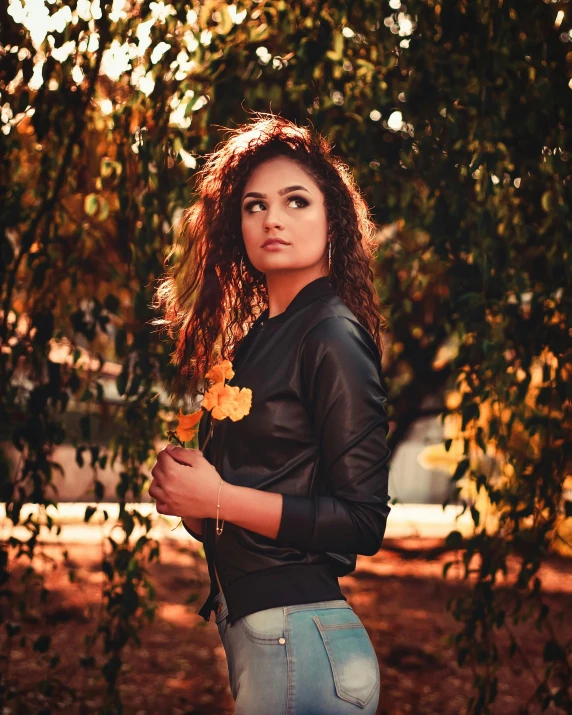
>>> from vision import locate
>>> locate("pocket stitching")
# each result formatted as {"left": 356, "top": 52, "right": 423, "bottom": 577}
{"left": 239, "top": 610, "right": 285, "bottom": 644}
{"left": 313, "top": 615, "right": 378, "bottom": 709}
{"left": 214, "top": 608, "right": 229, "bottom": 626}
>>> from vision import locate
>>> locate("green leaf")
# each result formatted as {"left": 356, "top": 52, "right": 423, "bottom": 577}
{"left": 116, "top": 368, "right": 128, "bottom": 396}
{"left": 84, "top": 194, "right": 99, "bottom": 216}
{"left": 100, "top": 157, "right": 114, "bottom": 178}
{"left": 84, "top": 506, "right": 97, "bottom": 522}
{"left": 445, "top": 530, "right": 463, "bottom": 549}
{"left": 543, "top": 639, "right": 564, "bottom": 662}
{"left": 457, "top": 647, "right": 469, "bottom": 666}
{"left": 104, "top": 294, "right": 120, "bottom": 314}
{"left": 452, "top": 458, "right": 470, "bottom": 483}
{"left": 134, "top": 290, "right": 148, "bottom": 321}
{"left": 33, "top": 634, "right": 51, "bottom": 653}
{"left": 115, "top": 328, "right": 127, "bottom": 357}
{"left": 79, "top": 414, "right": 91, "bottom": 440}
{"left": 98, "top": 197, "right": 110, "bottom": 221}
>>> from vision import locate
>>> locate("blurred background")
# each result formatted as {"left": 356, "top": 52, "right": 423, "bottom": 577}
{"left": 1, "top": 1, "right": 571, "bottom": 713}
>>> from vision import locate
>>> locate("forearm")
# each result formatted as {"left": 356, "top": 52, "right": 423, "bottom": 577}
{"left": 276, "top": 492, "right": 391, "bottom": 556}
{"left": 218, "top": 482, "right": 390, "bottom": 555}
{"left": 221, "top": 484, "right": 283, "bottom": 539}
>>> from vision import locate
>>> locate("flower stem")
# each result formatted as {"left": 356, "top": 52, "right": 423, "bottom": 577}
{"left": 166, "top": 430, "right": 185, "bottom": 448}
{"left": 168, "top": 418, "right": 213, "bottom": 532}
{"left": 166, "top": 431, "right": 187, "bottom": 531}
{"left": 200, "top": 420, "right": 215, "bottom": 452}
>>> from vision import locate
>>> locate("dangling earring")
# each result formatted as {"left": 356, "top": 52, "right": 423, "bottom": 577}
{"left": 328, "top": 242, "right": 332, "bottom": 270}
{"left": 240, "top": 257, "right": 245, "bottom": 277}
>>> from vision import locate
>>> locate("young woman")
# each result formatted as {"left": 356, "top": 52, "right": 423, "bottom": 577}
{"left": 149, "top": 114, "right": 391, "bottom": 714}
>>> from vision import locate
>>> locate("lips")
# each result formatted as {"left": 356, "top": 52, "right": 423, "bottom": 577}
{"left": 262, "top": 238, "right": 288, "bottom": 247}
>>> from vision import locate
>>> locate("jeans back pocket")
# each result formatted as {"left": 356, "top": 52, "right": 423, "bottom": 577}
{"left": 313, "top": 612, "right": 379, "bottom": 709}
{"left": 239, "top": 606, "right": 286, "bottom": 644}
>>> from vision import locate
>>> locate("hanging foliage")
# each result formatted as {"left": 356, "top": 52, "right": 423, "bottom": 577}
{"left": 0, "top": 0, "right": 570, "bottom": 711}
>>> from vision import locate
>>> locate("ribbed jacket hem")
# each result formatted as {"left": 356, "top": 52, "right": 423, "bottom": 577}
{"left": 220, "top": 563, "right": 345, "bottom": 626}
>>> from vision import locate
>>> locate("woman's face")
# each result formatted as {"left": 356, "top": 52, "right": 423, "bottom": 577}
{"left": 240, "top": 156, "right": 329, "bottom": 277}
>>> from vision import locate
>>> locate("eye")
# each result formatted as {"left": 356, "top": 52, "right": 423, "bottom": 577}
{"left": 288, "top": 195, "right": 309, "bottom": 208}
{"left": 244, "top": 200, "right": 265, "bottom": 213}
{"left": 243, "top": 195, "right": 309, "bottom": 214}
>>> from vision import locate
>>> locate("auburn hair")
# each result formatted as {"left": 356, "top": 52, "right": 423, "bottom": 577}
{"left": 152, "top": 113, "right": 386, "bottom": 404}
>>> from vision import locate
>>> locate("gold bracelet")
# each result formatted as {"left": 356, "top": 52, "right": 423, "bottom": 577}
{"left": 216, "top": 480, "right": 225, "bottom": 535}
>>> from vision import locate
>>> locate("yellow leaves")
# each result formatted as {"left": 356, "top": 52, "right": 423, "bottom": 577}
{"left": 173, "top": 358, "right": 252, "bottom": 445}
{"left": 21, "top": 189, "right": 38, "bottom": 209}
{"left": 100, "top": 157, "right": 122, "bottom": 179}
{"left": 432, "top": 334, "right": 460, "bottom": 371}
{"left": 83, "top": 191, "right": 118, "bottom": 222}
{"left": 84, "top": 194, "right": 99, "bottom": 217}
{"left": 417, "top": 439, "right": 465, "bottom": 474}
{"left": 16, "top": 116, "right": 35, "bottom": 136}
{"left": 541, "top": 191, "right": 554, "bottom": 213}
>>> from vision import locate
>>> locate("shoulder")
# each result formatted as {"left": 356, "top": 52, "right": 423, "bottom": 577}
{"left": 301, "top": 300, "right": 382, "bottom": 374}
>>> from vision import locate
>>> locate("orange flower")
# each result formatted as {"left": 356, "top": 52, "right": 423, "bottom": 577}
{"left": 167, "top": 357, "right": 252, "bottom": 532}
{"left": 205, "top": 359, "right": 235, "bottom": 384}
{"left": 174, "top": 407, "right": 203, "bottom": 442}
{"left": 202, "top": 382, "right": 252, "bottom": 422}
{"left": 170, "top": 358, "right": 251, "bottom": 450}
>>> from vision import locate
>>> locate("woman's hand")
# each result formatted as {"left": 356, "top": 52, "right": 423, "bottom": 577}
{"left": 149, "top": 444, "right": 223, "bottom": 519}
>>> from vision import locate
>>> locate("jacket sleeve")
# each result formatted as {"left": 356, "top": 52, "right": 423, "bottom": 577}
{"left": 182, "top": 519, "right": 204, "bottom": 542}
{"left": 275, "top": 316, "right": 392, "bottom": 556}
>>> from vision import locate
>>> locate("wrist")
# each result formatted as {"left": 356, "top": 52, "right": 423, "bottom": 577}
{"left": 215, "top": 481, "right": 233, "bottom": 522}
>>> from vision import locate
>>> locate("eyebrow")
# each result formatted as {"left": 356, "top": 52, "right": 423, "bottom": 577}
{"left": 242, "top": 185, "right": 311, "bottom": 202}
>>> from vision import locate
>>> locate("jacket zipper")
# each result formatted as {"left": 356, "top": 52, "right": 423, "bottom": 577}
{"left": 207, "top": 317, "right": 267, "bottom": 622}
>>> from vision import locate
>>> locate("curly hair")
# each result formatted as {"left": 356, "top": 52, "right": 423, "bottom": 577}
{"left": 152, "top": 113, "right": 387, "bottom": 404}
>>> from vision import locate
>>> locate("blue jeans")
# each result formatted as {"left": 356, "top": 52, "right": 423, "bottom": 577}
{"left": 213, "top": 589, "right": 380, "bottom": 714}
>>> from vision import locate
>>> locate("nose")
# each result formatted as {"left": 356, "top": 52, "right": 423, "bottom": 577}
{"left": 262, "top": 204, "right": 284, "bottom": 231}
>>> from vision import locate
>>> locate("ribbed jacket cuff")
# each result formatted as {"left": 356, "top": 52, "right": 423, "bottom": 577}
{"left": 276, "top": 494, "right": 316, "bottom": 549}
{"left": 182, "top": 520, "right": 203, "bottom": 542}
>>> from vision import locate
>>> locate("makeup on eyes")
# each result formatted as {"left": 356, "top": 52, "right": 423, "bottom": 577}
{"left": 243, "top": 195, "right": 309, "bottom": 213}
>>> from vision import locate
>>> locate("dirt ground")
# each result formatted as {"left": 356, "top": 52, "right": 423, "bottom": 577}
{"left": 2, "top": 535, "right": 572, "bottom": 714}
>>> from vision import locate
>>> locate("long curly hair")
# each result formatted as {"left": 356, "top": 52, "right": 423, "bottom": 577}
{"left": 152, "top": 113, "right": 387, "bottom": 404}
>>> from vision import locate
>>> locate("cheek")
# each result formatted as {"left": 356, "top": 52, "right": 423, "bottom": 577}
{"left": 303, "top": 207, "right": 328, "bottom": 238}
{"left": 241, "top": 216, "right": 255, "bottom": 246}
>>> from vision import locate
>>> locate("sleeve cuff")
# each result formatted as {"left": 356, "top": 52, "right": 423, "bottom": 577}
{"left": 182, "top": 520, "right": 203, "bottom": 542}
{"left": 275, "top": 494, "right": 316, "bottom": 550}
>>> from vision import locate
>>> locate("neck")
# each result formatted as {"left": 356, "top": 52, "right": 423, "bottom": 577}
{"left": 265, "top": 268, "right": 329, "bottom": 319}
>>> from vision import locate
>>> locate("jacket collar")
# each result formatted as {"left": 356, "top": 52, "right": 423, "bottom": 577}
{"left": 257, "top": 276, "right": 334, "bottom": 326}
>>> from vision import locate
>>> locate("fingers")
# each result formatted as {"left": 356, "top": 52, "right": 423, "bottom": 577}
{"left": 149, "top": 480, "right": 167, "bottom": 503}
{"left": 163, "top": 444, "right": 203, "bottom": 466}
{"left": 150, "top": 463, "right": 165, "bottom": 484}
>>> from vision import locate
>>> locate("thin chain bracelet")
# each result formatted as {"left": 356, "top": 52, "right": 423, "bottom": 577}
{"left": 216, "top": 480, "right": 225, "bottom": 535}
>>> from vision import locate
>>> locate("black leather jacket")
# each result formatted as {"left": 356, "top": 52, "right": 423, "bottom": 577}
{"left": 184, "top": 276, "right": 392, "bottom": 626}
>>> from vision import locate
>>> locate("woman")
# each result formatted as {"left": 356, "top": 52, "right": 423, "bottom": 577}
{"left": 149, "top": 114, "right": 391, "bottom": 714}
